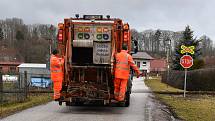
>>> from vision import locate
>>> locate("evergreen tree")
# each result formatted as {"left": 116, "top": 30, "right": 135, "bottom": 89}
{"left": 172, "top": 25, "right": 203, "bottom": 70}
{"left": 0, "top": 28, "right": 4, "bottom": 41}
{"left": 16, "top": 30, "right": 24, "bottom": 40}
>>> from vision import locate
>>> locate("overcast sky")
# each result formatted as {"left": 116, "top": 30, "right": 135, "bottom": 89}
{"left": 1, "top": 0, "right": 215, "bottom": 42}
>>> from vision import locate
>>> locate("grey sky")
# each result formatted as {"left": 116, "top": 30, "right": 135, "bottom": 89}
{"left": 1, "top": 0, "right": 215, "bottom": 41}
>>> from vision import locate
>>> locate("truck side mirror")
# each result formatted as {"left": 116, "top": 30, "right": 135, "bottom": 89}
{"left": 134, "top": 40, "right": 138, "bottom": 53}
{"left": 131, "top": 39, "right": 138, "bottom": 54}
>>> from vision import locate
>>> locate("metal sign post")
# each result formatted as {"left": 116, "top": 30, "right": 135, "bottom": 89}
{"left": 184, "top": 68, "right": 187, "bottom": 97}
{"left": 180, "top": 55, "right": 193, "bottom": 98}
{"left": 180, "top": 45, "right": 194, "bottom": 98}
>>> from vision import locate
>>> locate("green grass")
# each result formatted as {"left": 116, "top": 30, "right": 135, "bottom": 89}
{"left": 145, "top": 78, "right": 183, "bottom": 92}
{"left": 145, "top": 78, "right": 215, "bottom": 121}
{"left": 0, "top": 93, "right": 52, "bottom": 118}
{"left": 3, "top": 82, "right": 17, "bottom": 90}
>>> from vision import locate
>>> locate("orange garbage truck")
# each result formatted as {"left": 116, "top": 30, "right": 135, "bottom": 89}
{"left": 55, "top": 15, "right": 137, "bottom": 107}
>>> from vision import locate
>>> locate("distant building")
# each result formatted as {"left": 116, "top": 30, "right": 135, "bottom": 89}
{"left": 18, "top": 63, "right": 51, "bottom": 88}
{"left": 0, "top": 61, "right": 22, "bottom": 73}
{"left": 150, "top": 59, "right": 167, "bottom": 73}
{"left": 132, "top": 52, "right": 154, "bottom": 73}
{"left": 0, "top": 46, "right": 24, "bottom": 74}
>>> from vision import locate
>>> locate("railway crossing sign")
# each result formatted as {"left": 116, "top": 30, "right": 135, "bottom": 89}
{"left": 180, "top": 55, "right": 193, "bottom": 69}
{"left": 180, "top": 45, "right": 195, "bottom": 55}
{"left": 180, "top": 45, "right": 195, "bottom": 98}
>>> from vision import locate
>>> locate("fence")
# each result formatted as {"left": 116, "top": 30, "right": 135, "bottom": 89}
{"left": 162, "top": 68, "right": 215, "bottom": 91}
{"left": 0, "top": 71, "right": 52, "bottom": 105}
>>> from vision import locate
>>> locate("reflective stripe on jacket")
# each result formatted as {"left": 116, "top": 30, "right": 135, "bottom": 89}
{"left": 50, "top": 55, "right": 64, "bottom": 81}
{"left": 115, "top": 50, "right": 141, "bottom": 79}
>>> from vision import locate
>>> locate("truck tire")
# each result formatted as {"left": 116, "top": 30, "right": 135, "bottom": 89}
{"left": 66, "top": 101, "right": 83, "bottom": 106}
{"left": 124, "top": 78, "right": 132, "bottom": 107}
{"left": 124, "top": 91, "right": 130, "bottom": 107}
{"left": 74, "top": 101, "right": 84, "bottom": 106}
{"left": 66, "top": 101, "right": 71, "bottom": 106}
{"left": 59, "top": 101, "right": 62, "bottom": 106}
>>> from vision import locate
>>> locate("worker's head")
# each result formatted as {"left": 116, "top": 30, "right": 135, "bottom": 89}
{"left": 52, "top": 49, "right": 59, "bottom": 55}
{"left": 122, "top": 44, "right": 128, "bottom": 50}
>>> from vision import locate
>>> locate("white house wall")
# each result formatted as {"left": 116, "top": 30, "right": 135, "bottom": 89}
{"left": 134, "top": 59, "right": 150, "bottom": 73}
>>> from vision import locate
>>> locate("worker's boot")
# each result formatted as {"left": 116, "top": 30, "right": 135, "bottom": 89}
{"left": 111, "top": 99, "right": 119, "bottom": 103}
{"left": 117, "top": 100, "right": 126, "bottom": 107}
{"left": 54, "top": 96, "right": 64, "bottom": 101}
{"left": 54, "top": 98, "right": 60, "bottom": 101}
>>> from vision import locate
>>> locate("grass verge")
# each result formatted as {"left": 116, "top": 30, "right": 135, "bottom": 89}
{"left": 145, "top": 78, "right": 215, "bottom": 121}
{"left": 145, "top": 77, "right": 183, "bottom": 92}
{"left": 0, "top": 93, "right": 52, "bottom": 119}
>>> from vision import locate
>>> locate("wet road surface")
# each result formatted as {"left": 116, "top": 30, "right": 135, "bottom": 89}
{"left": 1, "top": 77, "right": 180, "bottom": 121}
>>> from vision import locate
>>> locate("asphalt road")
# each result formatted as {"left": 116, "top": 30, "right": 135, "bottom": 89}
{"left": 2, "top": 77, "right": 180, "bottom": 121}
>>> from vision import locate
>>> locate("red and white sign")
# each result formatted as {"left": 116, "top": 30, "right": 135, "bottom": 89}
{"left": 180, "top": 55, "right": 193, "bottom": 68}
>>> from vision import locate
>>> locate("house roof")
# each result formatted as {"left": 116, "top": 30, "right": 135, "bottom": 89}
{"left": 0, "top": 61, "right": 23, "bottom": 66}
{"left": 132, "top": 52, "right": 154, "bottom": 60}
{"left": 18, "top": 63, "right": 46, "bottom": 68}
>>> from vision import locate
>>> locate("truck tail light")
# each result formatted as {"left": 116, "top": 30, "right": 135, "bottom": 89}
{"left": 123, "top": 31, "right": 129, "bottom": 41}
{"left": 123, "top": 24, "right": 129, "bottom": 30}
{"left": 58, "top": 29, "right": 63, "bottom": 42}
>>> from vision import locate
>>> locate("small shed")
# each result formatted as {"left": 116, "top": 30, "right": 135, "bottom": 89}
{"left": 18, "top": 63, "right": 50, "bottom": 88}
{"left": 132, "top": 52, "right": 154, "bottom": 73}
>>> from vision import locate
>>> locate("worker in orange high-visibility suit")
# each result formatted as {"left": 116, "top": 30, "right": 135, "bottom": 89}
{"left": 50, "top": 49, "right": 64, "bottom": 101}
{"left": 114, "top": 44, "right": 142, "bottom": 102}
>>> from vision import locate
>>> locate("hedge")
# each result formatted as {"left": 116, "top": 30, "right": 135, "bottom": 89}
{"left": 162, "top": 68, "right": 215, "bottom": 91}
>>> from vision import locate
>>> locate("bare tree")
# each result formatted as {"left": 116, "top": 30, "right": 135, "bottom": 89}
{"left": 0, "top": 18, "right": 57, "bottom": 63}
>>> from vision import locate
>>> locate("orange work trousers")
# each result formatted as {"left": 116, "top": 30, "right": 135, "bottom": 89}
{"left": 114, "top": 78, "right": 128, "bottom": 101}
{"left": 53, "top": 80, "right": 62, "bottom": 100}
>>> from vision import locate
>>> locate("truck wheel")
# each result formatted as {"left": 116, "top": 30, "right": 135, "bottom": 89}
{"left": 74, "top": 101, "right": 84, "bottom": 106}
{"left": 59, "top": 101, "right": 62, "bottom": 106}
{"left": 66, "top": 101, "right": 71, "bottom": 106}
{"left": 125, "top": 91, "right": 130, "bottom": 107}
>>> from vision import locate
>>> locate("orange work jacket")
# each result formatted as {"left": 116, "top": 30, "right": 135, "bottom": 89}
{"left": 50, "top": 55, "right": 64, "bottom": 82}
{"left": 115, "top": 50, "right": 141, "bottom": 79}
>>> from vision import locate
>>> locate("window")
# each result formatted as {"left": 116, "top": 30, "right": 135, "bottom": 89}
{"left": 0, "top": 67, "right": 2, "bottom": 73}
{"left": 9, "top": 67, "right": 16, "bottom": 72}
{"left": 142, "top": 62, "right": 147, "bottom": 66}
{"left": 137, "top": 62, "right": 140, "bottom": 68}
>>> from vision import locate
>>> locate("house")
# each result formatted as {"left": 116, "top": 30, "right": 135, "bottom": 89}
{"left": 150, "top": 59, "right": 167, "bottom": 73}
{"left": 0, "top": 61, "right": 22, "bottom": 73}
{"left": 0, "top": 46, "right": 24, "bottom": 74}
{"left": 132, "top": 52, "right": 154, "bottom": 73}
{"left": 18, "top": 63, "right": 51, "bottom": 88}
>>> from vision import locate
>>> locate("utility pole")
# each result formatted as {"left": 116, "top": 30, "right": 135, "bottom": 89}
{"left": 0, "top": 72, "right": 2, "bottom": 115}
{"left": 166, "top": 38, "right": 171, "bottom": 85}
{"left": 0, "top": 72, "right": 3, "bottom": 104}
{"left": 47, "top": 39, "right": 52, "bottom": 70}
{"left": 49, "top": 39, "right": 52, "bottom": 55}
